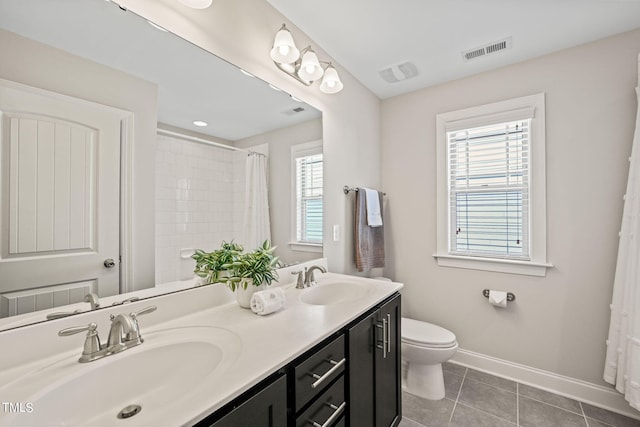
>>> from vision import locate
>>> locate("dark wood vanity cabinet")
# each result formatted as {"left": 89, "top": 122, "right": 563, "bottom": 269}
{"left": 193, "top": 293, "right": 401, "bottom": 427}
{"left": 348, "top": 294, "right": 402, "bottom": 427}
{"left": 194, "top": 374, "right": 287, "bottom": 427}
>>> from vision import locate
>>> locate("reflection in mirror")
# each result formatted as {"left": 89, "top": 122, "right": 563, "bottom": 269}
{"left": 0, "top": 0, "right": 323, "bottom": 331}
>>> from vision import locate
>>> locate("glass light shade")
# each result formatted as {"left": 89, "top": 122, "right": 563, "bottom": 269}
{"left": 319, "top": 66, "right": 344, "bottom": 94}
{"left": 270, "top": 27, "right": 300, "bottom": 64}
{"left": 177, "top": 0, "right": 213, "bottom": 9}
{"left": 297, "top": 49, "right": 324, "bottom": 82}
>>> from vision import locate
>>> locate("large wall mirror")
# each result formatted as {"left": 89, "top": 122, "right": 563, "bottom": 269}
{"left": 0, "top": 0, "right": 323, "bottom": 331}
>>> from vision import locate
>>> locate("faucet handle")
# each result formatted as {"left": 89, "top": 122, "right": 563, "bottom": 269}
{"left": 291, "top": 271, "right": 304, "bottom": 289}
{"left": 58, "top": 322, "right": 98, "bottom": 337}
{"left": 46, "top": 309, "right": 82, "bottom": 320}
{"left": 131, "top": 305, "right": 157, "bottom": 319}
{"left": 59, "top": 322, "right": 104, "bottom": 363}
{"left": 112, "top": 296, "right": 140, "bottom": 306}
{"left": 127, "top": 306, "right": 157, "bottom": 343}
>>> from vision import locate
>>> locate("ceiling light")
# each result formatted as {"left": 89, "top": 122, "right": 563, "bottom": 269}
{"left": 270, "top": 25, "right": 300, "bottom": 64}
{"left": 297, "top": 48, "right": 323, "bottom": 82}
{"left": 270, "top": 24, "right": 343, "bottom": 95}
{"left": 320, "top": 65, "right": 344, "bottom": 94}
{"left": 193, "top": 120, "right": 208, "bottom": 127}
{"left": 177, "top": 0, "right": 213, "bottom": 9}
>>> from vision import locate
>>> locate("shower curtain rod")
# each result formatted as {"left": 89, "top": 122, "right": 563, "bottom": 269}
{"left": 156, "top": 128, "right": 248, "bottom": 153}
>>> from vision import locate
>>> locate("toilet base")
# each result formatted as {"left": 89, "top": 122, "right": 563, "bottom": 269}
{"left": 405, "top": 362, "right": 446, "bottom": 400}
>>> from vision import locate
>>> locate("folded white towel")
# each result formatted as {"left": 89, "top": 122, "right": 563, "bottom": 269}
{"left": 363, "top": 188, "right": 383, "bottom": 227}
{"left": 250, "top": 287, "right": 286, "bottom": 315}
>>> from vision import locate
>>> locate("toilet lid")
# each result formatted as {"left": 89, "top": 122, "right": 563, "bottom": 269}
{"left": 401, "top": 317, "right": 457, "bottom": 347}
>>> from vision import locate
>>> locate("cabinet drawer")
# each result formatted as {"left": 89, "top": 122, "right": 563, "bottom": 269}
{"left": 296, "top": 376, "right": 345, "bottom": 427}
{"left": 294, "top": 335, "right": 345, "bottom": 412}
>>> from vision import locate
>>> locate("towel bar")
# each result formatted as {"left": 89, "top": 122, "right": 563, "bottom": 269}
{"left": 343, "top": 186, "right": 386, "bottom": 196}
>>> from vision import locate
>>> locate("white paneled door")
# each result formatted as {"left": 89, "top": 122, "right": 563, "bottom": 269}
{"left": 0, "top": 80, "right": 126, "bottom": 300}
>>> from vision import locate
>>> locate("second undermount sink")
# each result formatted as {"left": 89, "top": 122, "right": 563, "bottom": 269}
{"left": 3, "top": 325, "right": 241, "bottom": 427}
{"left": 299, "top": 281, "right": 371, "bottom": 306}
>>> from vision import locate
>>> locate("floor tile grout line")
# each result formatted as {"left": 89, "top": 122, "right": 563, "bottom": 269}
{"left": 517, "top": 382, "right": 520, "bottom": 427}
{"left": 580, "top": 401, "right": 591, "bottom": 426}
{"left": 448, "top": 367, "right": 467, "bottom": 426}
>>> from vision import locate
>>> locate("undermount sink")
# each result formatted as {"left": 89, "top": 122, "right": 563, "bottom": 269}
{"left": 299, "top": 281, "right": 371, "bottom": 306}
{"left": 2, "top": 326, "right": 241, "bottom": 427}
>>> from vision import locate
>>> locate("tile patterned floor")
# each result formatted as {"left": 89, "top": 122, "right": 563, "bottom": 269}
{"left": 399, "top": 363, "right": 640, "bottom": 427}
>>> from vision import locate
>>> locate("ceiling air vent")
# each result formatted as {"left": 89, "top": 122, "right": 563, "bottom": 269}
{"left": 462, "top": 37, "right": 512, "bottom": 62}
{"left": 282, "top": 107, "right": 305, "bottom": 116}
{"left": 379, "top": 61, "right": 419, "bottom": 83}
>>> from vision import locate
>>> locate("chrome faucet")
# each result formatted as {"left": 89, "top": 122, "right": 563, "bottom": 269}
{"left": 304, "top": 265, "right": 327, "bottom": 287}
{"left": 107, "top": 306, "right": 157, "bottom": 353}
{"left": 58, "top": 306, "right": 157, "bottom": 363}
{"left": 46, "top": 292, "right": 100, "bottom": 320}
{"left": 107, "top": 313, "right": 137, "bottom": 354}
{"left": 84, "top": 293, "right": 100, "bottom": 310}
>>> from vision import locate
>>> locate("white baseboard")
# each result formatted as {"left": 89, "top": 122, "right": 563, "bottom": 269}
{"left": 450, "top": 348, "right": 640, "bottom": 421}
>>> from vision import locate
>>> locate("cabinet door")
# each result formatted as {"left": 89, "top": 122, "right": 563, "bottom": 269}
{"left": 347, "top": 312, "right": 376, "bottom": 427}
{"left": 375, "top": 295, "right": 401, "bottom": 427}
{"left": 205, "top": 375, "right": 287, "bottom": 427}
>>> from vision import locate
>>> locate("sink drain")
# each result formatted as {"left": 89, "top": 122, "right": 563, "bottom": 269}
{"left": 117, "top": 404, "right": 142, "bottom": 419}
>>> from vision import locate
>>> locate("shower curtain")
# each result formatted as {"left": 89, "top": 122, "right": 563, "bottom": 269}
{"left": 242, "top": 152, "right": 271, "bottom": 251}
{"left": 604, "top": 86, "right": 640, "bottom": 411}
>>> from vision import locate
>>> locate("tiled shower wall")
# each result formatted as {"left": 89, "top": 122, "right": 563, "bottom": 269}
{"left": 155, "top": 133, "right": 246, "bottom": 284}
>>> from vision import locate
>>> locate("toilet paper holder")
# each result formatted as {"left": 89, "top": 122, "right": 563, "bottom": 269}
{"left": 482, "top": 289, "right": 516, "bottom": 301}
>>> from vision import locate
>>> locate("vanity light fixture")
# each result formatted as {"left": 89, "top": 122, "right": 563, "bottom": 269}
{"left": 177, "top": 0, "right": 213, "bottom": 9}
{"left": 270, "top": 24, "right": 343, "bottom": 94}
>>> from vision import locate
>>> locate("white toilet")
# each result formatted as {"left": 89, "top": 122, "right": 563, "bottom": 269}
{"left": 401, "top": 317, "right": 458, "bottom": 400}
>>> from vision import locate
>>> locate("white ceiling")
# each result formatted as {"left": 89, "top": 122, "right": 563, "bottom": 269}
{"left": 266, "top": 0, "right": 640, "bottom": 99}
{"left": 0, "top": 0, "right": 320, "bottom": 141}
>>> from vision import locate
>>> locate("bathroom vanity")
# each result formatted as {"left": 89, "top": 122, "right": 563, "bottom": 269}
{"left": 196, "top": 294, "right": 401, "bottom": 427}
{"left": 0, "top": 273, "right": 402, "bottom": 427}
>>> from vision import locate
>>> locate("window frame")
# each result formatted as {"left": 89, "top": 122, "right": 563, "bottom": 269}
{"left": 435, "top": 93, "right": 551, "bottom": 276}
{"left": 290, "top": 139, "right": 323, "bottom": 253}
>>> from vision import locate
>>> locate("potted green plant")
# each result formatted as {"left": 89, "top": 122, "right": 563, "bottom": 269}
{"left": 228, "top": 240, "right": 280, "bottom": 308}
{"left": 192, "top": 241, "right": 244, "bottom": 285}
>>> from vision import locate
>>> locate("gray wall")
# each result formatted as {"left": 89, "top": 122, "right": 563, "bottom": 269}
{"left": 381, "top": 28, "right": 640, "bottom": 386}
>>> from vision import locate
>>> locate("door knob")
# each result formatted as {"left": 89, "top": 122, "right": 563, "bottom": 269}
{"left": 104, "top": 258, "right": 116, "bottom": 268}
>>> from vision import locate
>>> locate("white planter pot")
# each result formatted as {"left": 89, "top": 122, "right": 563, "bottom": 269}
{"left": 236, "top": 279, "right": 266, "bottom": 308}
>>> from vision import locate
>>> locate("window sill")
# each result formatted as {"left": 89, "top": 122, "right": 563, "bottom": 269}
{"left": 433, "top": 254, "right": 552, "bottom": 277}
{"left": 289, "top": 242, "right": 323, "bottom": 253}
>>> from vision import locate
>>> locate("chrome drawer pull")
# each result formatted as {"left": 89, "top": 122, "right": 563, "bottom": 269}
{"left": 310, "top": 401, "right": 346, "bottom": 427}
{"left": 386, "top": 313, "right": 392, "bottom": 355}
{"left": 376, "top": 317, "right": 389, "bottom": 358}
{"left": 310, "top": 358, "right": 346, "bottom": 389}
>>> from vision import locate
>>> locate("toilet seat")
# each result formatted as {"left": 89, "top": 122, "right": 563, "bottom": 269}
{"left": 402, "top": 317, "right": 457, "bottom": 348}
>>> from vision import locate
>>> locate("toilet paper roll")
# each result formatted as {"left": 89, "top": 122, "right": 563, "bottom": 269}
{"left": 488, "top": 290, "right": 508, "bottom": 308}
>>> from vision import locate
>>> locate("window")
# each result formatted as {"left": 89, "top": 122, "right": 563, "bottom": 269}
{"left": 435, "top": 94, "right": 551, "bottom": 276}
{"left": 291, "top": 140, "right": 323, "bottom": 252}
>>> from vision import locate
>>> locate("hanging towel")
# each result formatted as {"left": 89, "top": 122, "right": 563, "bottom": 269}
{"left": 364, "top": 188, "right": 383, "bottom": 227}
{"left": 355, "top": 188, "right": 385, "bottom": 272}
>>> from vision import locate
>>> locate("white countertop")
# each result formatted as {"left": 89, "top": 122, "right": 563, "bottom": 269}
{"left": 0, "top": 273, "right": 402, "bottom": 427}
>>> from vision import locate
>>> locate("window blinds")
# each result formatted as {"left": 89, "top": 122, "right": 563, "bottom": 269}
{"left": 448, "top": 120, "right": 530, "bottom": 259}
{"left": 296, "top": 153, "right": 323, "bottom": 243}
